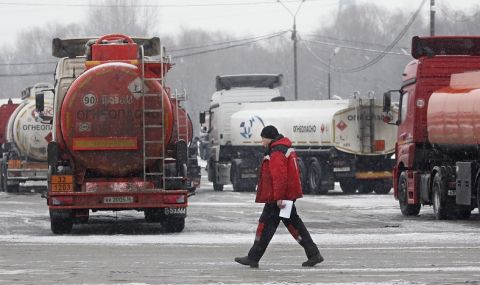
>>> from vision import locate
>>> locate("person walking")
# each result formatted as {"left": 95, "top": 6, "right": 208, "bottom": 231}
{"left": 234, "top": 125, "right": 323, "bottom": 268}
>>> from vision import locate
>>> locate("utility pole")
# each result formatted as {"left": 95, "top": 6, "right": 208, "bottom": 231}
{"left": 278, "top": 0, "right": 305, "bottom": 100}
{"left": 292, "top": 19, "right": 298, "bottom": 101}
{"left": 430, "top": 0, "right": 435, "bottom": 36}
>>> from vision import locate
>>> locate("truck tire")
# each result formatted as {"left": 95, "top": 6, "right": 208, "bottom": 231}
{"left": 231, "top": 163, "right": 245, "bottom": 192}
{"left": 213, "top": 182, "right": 224, "bottom": 191}
{"left": 0, "top": 159, "right": 3, "bottom": 192}
{"left": 308, "top": 158, "right": 328, "bottom": 195}
{"left": 373, "top": 181, "right": 392, "bottom": 194}
{"left": 209, "top": 160, "right": 223, "bottom": 191}
{"left": 398, "top": 171, "right": 420, "bottom": 216}
{"left": 432, "top": 172, "right": 462, "bottom": 220}
{"left": 297, "top": 158, "right": 309, "bottom": 194}
{"left": 233, "top": 160, "right": 257, "bottom": 192}
{"left": 477, "top": 182, "right": 480, "bottom": 216}
{"left": 50, "top": 209, "right": 73, "bottom": 234}
{"left": 432, "top": 172, "right": 449, "bottom": 220}
{"left": 161, "top": 217, "right": 185, "bottom": 233}
{"left": 2, "top": 162, "right": 18, "bottom": 193}
{"left": 339, "top": 178, "right": 357, "bottom": 194}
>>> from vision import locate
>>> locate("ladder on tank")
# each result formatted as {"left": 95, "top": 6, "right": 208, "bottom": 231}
{"left": 173, "top": 89, "right": 189, "bottom": 143}
{"left": 139, "top": 45, "right": 169, "bottom": 189}
{"left": 356, "top": 95, "right": 375, "bottom": 153}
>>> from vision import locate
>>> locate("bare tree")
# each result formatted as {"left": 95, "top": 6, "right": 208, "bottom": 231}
{"left": 83, "top": 0, "right": 159, "bottom": 37}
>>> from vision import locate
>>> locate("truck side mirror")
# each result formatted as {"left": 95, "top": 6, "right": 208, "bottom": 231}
{"left": 199, "top": 112, "right": 206, "bottom": 124}
{"left": 383, "top": 91, "right": 391, "bottom": 113}
{"left": 383, "top": 90, "right": 401, "bottom": 125}
{"left": 36, "top": 92, "right": 44, "bottom": 112}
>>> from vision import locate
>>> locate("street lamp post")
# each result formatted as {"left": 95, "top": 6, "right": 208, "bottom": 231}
{"left": 328, "top": 47, "right": 340, "bottom": 100}
{"left": 278, "top": 0, "right": 305, "bottom": 101}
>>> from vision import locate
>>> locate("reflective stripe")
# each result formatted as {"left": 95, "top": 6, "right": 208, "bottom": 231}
{"left": 285, "top": 148, "right": 294, "bottom": 158}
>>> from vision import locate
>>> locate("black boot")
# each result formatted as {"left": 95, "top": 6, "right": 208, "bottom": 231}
{"left": 302, "top": 253, "right": 324, "bottom": 267}
{"left": 234, "top": 256, "right": 259, "bottom": 268}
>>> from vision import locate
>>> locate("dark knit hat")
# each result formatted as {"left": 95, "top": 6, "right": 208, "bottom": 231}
{"left": 260, "top": 125, "right": 279, "bottom": 139}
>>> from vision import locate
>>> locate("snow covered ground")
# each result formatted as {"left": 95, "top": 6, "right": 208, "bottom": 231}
{"left": 1, "top": 178, "right": 480, "bottom": 284}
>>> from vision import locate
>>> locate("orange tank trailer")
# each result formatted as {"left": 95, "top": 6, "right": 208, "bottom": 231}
{"left": 44, "top": 34, "right": 189, "bottom": 234}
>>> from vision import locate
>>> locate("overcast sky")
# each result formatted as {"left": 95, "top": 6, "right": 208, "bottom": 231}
{"left": 0, "top": 0, "right": 477, "bottom": 47}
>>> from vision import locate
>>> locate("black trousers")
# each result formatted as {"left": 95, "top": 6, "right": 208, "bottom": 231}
{"left": 248, "top": 202, "right": 320, "bottom": 262}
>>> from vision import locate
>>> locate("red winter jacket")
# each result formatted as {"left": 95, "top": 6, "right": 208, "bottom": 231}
{"left": 255, "top": 136, "right": 303, "bottom": 203}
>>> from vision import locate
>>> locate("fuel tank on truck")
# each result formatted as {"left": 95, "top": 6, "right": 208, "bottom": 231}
{"left": 427, "top": 70, "right": 480, "bottom": 152}
{"left": 6, "top": 83, "right": 54, "bottom": 161}
{"left": 0, "top": 98, "right": 22, "bottom": 146}
{"left": 169, "top": 97, "right": 193, "bottom": 145}
{"left": 230, "top": 98, "right": 396, "bottom": 155}
{"left": 57, "top": 62, "right": 174, "bottom": 177}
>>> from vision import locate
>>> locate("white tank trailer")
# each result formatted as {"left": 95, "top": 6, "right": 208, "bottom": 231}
{"left": 228, "top": 97, "right": 397, "bottom": 194}
{"left": 1, "top": 83, "right": 54, "bottom": 192}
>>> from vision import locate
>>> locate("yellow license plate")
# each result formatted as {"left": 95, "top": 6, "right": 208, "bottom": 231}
{"left": 51, "top": 175, "right": 74, "bottom": 184}
{"left": 51, "top": 183, "right": 74, "bottom": 192}
{"left": 51, "top": 175, "right": 74, "bottom": 192}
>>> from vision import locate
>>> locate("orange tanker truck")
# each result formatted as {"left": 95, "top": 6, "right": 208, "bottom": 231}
{"left": 40, "top": 34, "right": 190, "bottom": 233}
{"left": 384, "top": 36, "right": 480, "bottom": 219}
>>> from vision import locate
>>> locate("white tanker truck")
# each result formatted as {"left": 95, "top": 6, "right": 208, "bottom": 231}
{"left": 230, "top": 98, "right": 397, "bottom": 194}
{"left": 0, "top": 83, "right": 54, "bottom": 192}
{"left": 201, "top": 74, "right": 397, "bottom": 194}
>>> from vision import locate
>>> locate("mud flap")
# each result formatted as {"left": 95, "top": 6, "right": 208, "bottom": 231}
{"left": 456, "top": 162, "right": 472, "bottom": 206}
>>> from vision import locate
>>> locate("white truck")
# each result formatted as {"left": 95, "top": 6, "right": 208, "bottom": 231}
{"left": 200, "top": 74, "right": 283, "bottom": 191}
{"left": 0, "top": 83, "right": 54, "bottom": 192}
{"left": 202, "top": 74, "right": 397, "bottom": 194}
{"left": 230, "top": 97, "right": 398, "bottom": 194}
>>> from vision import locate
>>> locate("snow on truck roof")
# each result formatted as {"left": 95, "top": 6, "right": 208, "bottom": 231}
{"left": 215, "top": 74, "right": 282, "bottom": 91}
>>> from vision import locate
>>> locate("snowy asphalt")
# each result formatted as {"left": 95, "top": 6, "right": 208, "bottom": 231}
{"left": 1, "top": 176, "right": 480, "bottom": 284}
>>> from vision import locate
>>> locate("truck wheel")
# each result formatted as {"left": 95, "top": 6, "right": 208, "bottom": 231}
{"left": 339, "top": 178, "right": 357, "bottom": 194}
{"left": 0, "top": 159, "right": 3, "bottom": 192}
{"left": 231, "top": 163, "right": 256, "bottom": 192}
{"left": 50, "top": 209, "right": 73, "bottom": 234}
{"left": 144, "top": 209, "right": 162, "bottom": 222}
{"left": 161, "top": 217, "right": 185, "bottom": 233}
{"left": 432, "top": 172, "right": 450, "bottom": 220}
{"left": 231, "top": 163, "right": 244, "bottom": 192}
{"left": 477, "top": 182, "right": 480, "bottom": 216}
{"left": 297, "top": 158, "right": 309, "bottom": 194}
{"left": 373, "top": 181, "right": 392, "bottom": 194}
{"left": 398, "top": 172, "right": 420, "bottom": 216}
{"left": 213, "top": 182, "right": 224, "bottom": 191}
{"left": 308, "top": 158, "right": 328, "bottom": 195}
{"left": 1, "top": 158, "right": 18, "bottom": 193}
